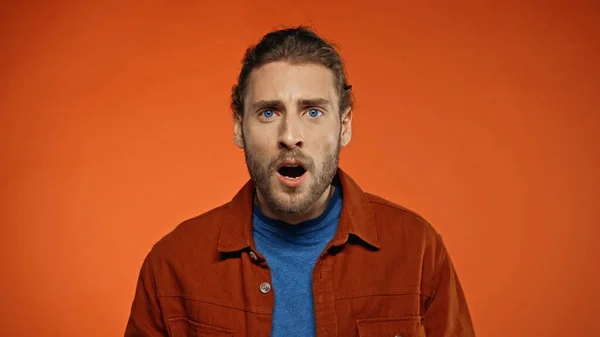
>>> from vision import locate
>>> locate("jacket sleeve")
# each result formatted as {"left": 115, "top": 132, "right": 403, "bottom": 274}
{"left": 124, "top": 251, "right": 168, "bottom": 337}
{"left": 424, "top": 241, "right": 476, "bottom": 337}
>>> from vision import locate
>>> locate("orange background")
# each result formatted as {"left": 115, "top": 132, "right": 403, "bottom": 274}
{"left": 1, "top": 1, "right": 599, "bottom": 336}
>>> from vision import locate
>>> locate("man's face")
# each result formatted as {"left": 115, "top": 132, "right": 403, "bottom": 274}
{"left": 234, "top": 61, "right": 352, "bottom": 216}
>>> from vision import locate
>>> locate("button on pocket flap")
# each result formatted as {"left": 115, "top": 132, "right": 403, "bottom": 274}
{"left": 356, "top": 316, "right": 425, "bottom": 337}
{"left": 167, "top": 317, "right": 234, "bottom": 337}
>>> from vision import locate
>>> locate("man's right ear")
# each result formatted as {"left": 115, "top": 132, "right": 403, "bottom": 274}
{"left": 233, "top": 113, "right": 244, "bottom": 149}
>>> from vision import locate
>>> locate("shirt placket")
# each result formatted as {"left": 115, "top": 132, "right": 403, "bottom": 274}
{"left": 312, "top": 253, "right": 337, "bottom": 337}
{"left": 244, "top": 248, "right": 274, "bottom": 335}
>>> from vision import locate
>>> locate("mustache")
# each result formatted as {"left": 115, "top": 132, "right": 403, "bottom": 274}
{"left": 269, "top": 150, "right": 314, "bottom": 172}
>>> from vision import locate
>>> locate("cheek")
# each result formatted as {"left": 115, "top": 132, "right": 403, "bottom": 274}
{"left": 244, "top": 127, "right": 270, "bottom": 148}
{"left": 310, "top": 133, "right": 339, "bottom": 162}
{"left": 244, "top": 132, "right": 275, "bottom": 160}
{"left": 320, "top": 132, "right": 339, "bottom": 149}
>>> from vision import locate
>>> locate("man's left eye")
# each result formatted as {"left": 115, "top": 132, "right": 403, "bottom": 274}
{"left": 307, "top": 108, "right": 322, "bottom": 117}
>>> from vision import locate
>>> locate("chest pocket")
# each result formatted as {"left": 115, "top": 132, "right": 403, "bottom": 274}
{"left": 356, "top": 316, "right": 425, "bottom": 337}
{"left": 167, "top": 317, "right": 234, "bottom": 337}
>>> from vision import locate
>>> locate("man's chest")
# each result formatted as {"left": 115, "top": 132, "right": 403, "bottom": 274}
{"left": 155, "top": 244, "right": 429, "bottom": 337}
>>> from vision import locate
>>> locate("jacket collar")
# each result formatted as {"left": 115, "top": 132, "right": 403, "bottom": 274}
{"left": 216, "top": 167, "right": 380, "bottom": 253}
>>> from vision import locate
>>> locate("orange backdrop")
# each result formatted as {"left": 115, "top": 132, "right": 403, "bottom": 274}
{"left": 1, "top": 1, "right": 599, "bottom": 336}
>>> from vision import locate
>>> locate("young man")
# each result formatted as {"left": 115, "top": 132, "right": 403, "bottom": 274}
{"left": 125, "top": 26, "right": 475, "bottom": 337}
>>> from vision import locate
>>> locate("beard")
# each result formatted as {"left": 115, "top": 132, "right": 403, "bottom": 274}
{"left": 242, "top": 135, "right": 341, "bottom": 216}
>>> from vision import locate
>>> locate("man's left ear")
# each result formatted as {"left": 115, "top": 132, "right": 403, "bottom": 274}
{"left": 340, "top": 107, "right": 353, "bottom": 147}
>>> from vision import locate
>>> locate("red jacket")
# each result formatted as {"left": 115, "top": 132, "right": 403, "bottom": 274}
{"left": 125, "top": 168, "right": 475, "bottom": 336}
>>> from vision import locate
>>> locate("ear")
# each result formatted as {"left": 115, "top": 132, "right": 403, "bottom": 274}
{"left": 233, "top": 113, "right": 244, "bottom": 148}
{"left": 340, "top": 107, "right": 353, "bottom": 147}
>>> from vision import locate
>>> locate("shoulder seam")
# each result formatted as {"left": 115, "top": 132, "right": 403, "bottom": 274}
{"left": 150, "top": 202, "right": 231, "bottom": 254}
{"left": 180, "top": 202, "right": 229, "bottom": 224}
{"left": 366, "top": 194, "right": 442, "bottom": 239}
{"left": 367, "top": 196, "right": 428, "bottom": 223}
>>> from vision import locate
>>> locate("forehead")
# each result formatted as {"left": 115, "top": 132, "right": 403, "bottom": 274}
{"left": 245, "top": 61, "right": 337, "bottom": 108}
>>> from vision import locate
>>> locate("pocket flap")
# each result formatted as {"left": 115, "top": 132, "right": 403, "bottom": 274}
{"left": 167, "top": 317, "right": 233, "bottom": 337}
{"left": 356, "top": 316, "right": 425, "bottom": 337}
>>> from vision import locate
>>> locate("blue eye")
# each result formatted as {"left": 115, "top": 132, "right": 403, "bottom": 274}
{"left": 262, "top": 110, "right": 275, "bottom": 118}
{"left": 307, "top": 108, "right": 322, "bottom": 118}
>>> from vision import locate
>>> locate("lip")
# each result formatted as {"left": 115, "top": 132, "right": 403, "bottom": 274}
{"left": 276, "top": 171, "right": 307, "bottom": 188}
{"left": 276, "top": 159, "right": 306, "bottom": 170}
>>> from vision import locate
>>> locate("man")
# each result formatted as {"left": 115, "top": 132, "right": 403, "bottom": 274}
{"left": 125, "top": 26, "right": 475, "bottom": 337}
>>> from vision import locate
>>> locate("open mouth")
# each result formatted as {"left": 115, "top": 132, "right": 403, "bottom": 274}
{"left": 277, "top": 164, "right": 307, "bottom": 179}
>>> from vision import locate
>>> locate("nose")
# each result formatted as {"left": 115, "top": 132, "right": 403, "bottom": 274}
{"left": 278, "top": 114, "right": 303, "bottom": 149}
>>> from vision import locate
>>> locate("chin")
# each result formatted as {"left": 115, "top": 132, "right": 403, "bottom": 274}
{"left": 270, "top": 187, "right": 309, "bottom": 209}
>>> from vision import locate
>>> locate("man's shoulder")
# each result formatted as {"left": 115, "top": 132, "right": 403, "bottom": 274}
{"left": 364, "top": 192, "right": 442, "bottom": 242}
{"left": 149, "top": 202, "right": 230, "bottom": 258}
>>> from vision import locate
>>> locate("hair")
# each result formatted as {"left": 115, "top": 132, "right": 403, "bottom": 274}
{"left": 230, "top": 25, "right": 353, "bottom": 120}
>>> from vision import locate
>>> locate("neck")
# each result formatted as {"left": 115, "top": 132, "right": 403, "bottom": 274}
{"left": 255, "top": 185, "right": 335, "bottom": 225}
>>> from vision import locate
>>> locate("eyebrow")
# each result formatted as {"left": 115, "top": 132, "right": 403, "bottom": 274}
{"left": 298, "top": 98, "right": 331, "bottom": 108}
{"left": 250, "top": 98, "right": 332, "bottom": 112}
{"left": 251, "top": 100, "right": 283, "bottom": 112}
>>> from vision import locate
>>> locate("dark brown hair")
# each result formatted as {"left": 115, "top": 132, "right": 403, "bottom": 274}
{"left": 230, "top": 26, "right": 353, "bottom": 120}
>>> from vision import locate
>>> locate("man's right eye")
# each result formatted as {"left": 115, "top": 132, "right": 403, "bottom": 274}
{"left": 261, "top": 110, "right": 275, "bottom": 118}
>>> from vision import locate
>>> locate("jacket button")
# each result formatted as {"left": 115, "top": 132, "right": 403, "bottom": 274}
{"left": 259, "top": 282, "right": 271, "bottom": 294}
{"left": 249, "top": 251, "right": 258, "bottom": 261}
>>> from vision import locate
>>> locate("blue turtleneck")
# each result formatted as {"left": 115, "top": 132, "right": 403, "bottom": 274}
{"left": 252, "top": 185, "right": 342, "bottom": 337}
